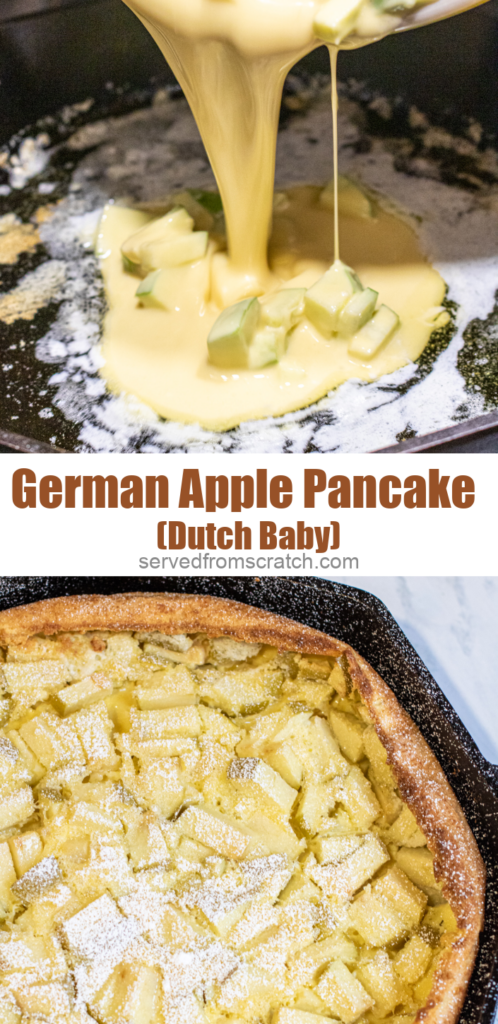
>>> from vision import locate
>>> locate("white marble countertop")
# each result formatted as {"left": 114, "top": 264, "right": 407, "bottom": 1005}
{"left": 323, "top": 576, "right": 498, "bottom": 765}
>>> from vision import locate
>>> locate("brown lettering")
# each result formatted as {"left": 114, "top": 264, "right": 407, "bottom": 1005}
{"left": 121, "top": 476, "right": 143, "bottom": 508}
{"left": 206, "top": 475, "right": 229, "bottom": 512}
{"left": 353, "top": 475, "right": 376, "bottom": 508}
{"left": 82, "top": 476, "right": 118, "bottom": 509}
{"left": 12, "top": 468, "right": 36, "bottom": 509}
{"left": 304, "top": 468, "right": 326, "bottom": 508}
{"left": 379, "top": 475, "right": 401, "bottom": 509}
{"left": 452, "top": 475, "right": 475, "bottom": 509}
{"left": 145, "top": 476, "right": 169, "bottom": 508}
{"left": 269, "top": 475, "right": 292, "bottom": 509}
{"left": 179, "top": 469, "right": 204, "bottom": 508}
{"left": 404, "top": 475, "right": 426, "bottom": 508}
{"left": 429, "top": 469, "right": 451, "bottom": 508}
{"left": 328, "top": 475, "right": 351, "bottom": 509}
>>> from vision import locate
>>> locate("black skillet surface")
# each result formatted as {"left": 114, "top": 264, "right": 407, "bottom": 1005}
{"left": 0, "top": 575, "right": 496, "bottom": 1022}
{"left": 1, "top": 0, "right": 498, "bottom": 451}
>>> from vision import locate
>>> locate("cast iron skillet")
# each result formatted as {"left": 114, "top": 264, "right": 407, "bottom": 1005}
{"left": 0, "top": 575, "right": 496, "bottom": 1023}
{"left": 1, "top": 1, "right": 498, "bottom": 451}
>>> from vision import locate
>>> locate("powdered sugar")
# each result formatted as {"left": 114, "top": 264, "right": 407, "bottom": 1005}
{"left": 1, "top": 81, "right": 491, "bottom": 451}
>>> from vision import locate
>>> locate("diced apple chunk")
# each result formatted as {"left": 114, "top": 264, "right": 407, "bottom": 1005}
{"left": 162, "top": 992, "right": 206, "bottom": 1024}
{"left": 0, "top": 842, "right": 16, "bottom": 903}
{"left": 348, "top": 305, "right": 399, "bottom": 359}
{"left": 20, "top": 711, "right": 84, "bottom": 768}
{"left": 125, "top": 813, "right": 169, "bottom": 869}
{"left": 207, "top": 297, "right": 260, "bottom": 369}
{"left": 11, "top": 856, "right": 62, "bottom": 905}
{"left": 0, "top": 786, "right": 35, "bottom": 830}
{"left": 134, "top": 757, "right": 185, "bottom": 816}
{"left": 248, "top": 324, "right": 288, "bottom": 368}
{"left": 209, "top": 636, "right": 261, "bottom": 662}
{"left": 182, "top": 877, "right": 253, "bottom": 936}
{"left": 199, "top": 666, "right": 280, "bottom": 715}
{"left": 317, "top": 959, "right": 374, "bottom": 1023}
{"left": 329, "top": 711, "right": 365, "bottom": 762}
{"left": 178, "top": 805, "right": 250, "bottom": 859}
{"left": 3, "top": 661, "right": 68, "bottom": 714}
{"left": 305, "top": 261, "right": 362, "bottom": 336}
{"left": 136, "top": 257, "right": 210, "bottom": 313}
{"left": 14, "top": 981, "right": 72, "bottom": 1017}
{"left": 368, "top": 772, "right": 402, "bottom": 824}
{"left": 394, "top": 934, "right": 432, "bottom": 983}
{"left": 413, "top": 966, "right": 437, "bottom": 1004}
{"left": 276, "top": 715, "right": 347, "bottom": 784}
{"left": 311, "top": 717, "right": 350, "bottom": 776}
{"left": 229, "top": 902, "right": 279, "bottom": 950}
{"left": 129, "top": 706, "right": 201, "bottom": 740}
{"left": 374, "top": 866, "right": 427, "bottom": 929}
{"left": 199, "top": 705, "right": 241, "bottom": 742}
{"left": 385, "top": 805, "right": 425, "bottom": 847}
{"left": 141, "top": 230, "right": 208, "bottom": 272}
{"left": 121, "top": 207, "right": 193, "bottom": 265}
{"left": 261, "top": 288, "right": 306, "bottom": 330}
{"left": 339, "top": 287, "right": 378, "bottom": 336}
{"left": 239, "top": 705, "right": 299, "bottom": 755}
{"left": 295, "top": 783, "right": 335, "bottom": 837}
{"left": 349, "top": 889, "right": 407, "bottom": 946}
{"left": 8, "top": 831, "right": 43, "bottom": 876}
{"left": 250, "top": 903, "right": 316, "bottom": 969}
{"left": 293, "top": 990, "right": 329, "bottom": 1016}
{"left": 263, "top": 741, "right": 303, "bottom": 789}
{"left": 395, "top": 847, "right": 437, "bottom": 892}
{"left": 72, "top": 703, "right": 118, "bottom": 770}
{"left": 228, "top": 757, "right": 297, "bottom": 815}
{"left": 142, "top": 640, "right": 206, "bottom": 667}
{"left": 423, "top": 902, "right": 457, "bottom": 934}
{"left": 350, "top": 864, "right": 428, "bottom": 942}
{"left": 309, "top": 833, "right": 389, "bottom": 902}
{"left": 60, "top": 893, "right": 138, "bottom": 962}
{"left": 95, "top": 204, "right": 150, "bottom": 260}
{"left": 332, "top": 767, "right": 380, "bottom": 830}
{"left": 357, "top": 949, "right": 404, "bottom": 1016}
{"left": 310, "top": 834, "right": 362, "bottom": 864}
{"left": 0, "top": 991, "right": 21, "bottom": 1024}
{"left": 6, "top": 731, "right": 45, "bottom": 785}
{"left": 363, "top": 726, "right": 396, "bottom": 789}
{"left": 273, "top": 1007, "right": 328, "bottom": 1024}
{"left": 152, "top": 904, "right": 206, "bottom": 947}
{"left": 53, "top": 672, "right": 114, "bottom": 714}
{"left": 0, "top": 931, "right": 54, "bottom": 973}
{"left": 246, "top": 812, "right": 302, "bottom": 858}
{"left": 136, "top": 665, "right": 197, "bottom": 709}
{"left": 313, "top": 0, "right": 364, "bottom": 44}
{"left": 328, "top": 659, "right": 349, "bottom": 698}
{"left": 177, "top": 835, "right": 213, "bottom": 862}
{"left": 289, "top": 934, "right": 358, "bottom": 986}
{"left": 92, "top": 963, "right": 161, "bottom": 1024}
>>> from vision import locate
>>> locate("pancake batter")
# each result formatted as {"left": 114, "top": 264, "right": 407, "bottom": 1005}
{"left": 96, "top": 0, "right": 446, "bottom": 428}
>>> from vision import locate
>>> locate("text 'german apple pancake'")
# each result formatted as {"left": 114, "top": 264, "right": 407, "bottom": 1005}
{"left": 0, "top": 593, "right": 485, "bottom": 1024}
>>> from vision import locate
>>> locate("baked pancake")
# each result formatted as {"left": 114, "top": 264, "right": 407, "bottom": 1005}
{"left": 0, "top": 593, "right": 485, "bottom": 1024}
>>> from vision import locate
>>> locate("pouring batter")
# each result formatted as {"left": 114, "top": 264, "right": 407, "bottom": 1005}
{"left": 96, "top": 0, "right": 451, "bottom": 428}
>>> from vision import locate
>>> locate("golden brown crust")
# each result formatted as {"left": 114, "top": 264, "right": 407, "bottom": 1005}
{"left": 0, "top": 592, "right": 348, "bottom": 654}
{"left": 0, "top": 591, "right": 485, "bottom": 1024}
{"left": 345, "top": 649, "right": 486, "bottom": 1024}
